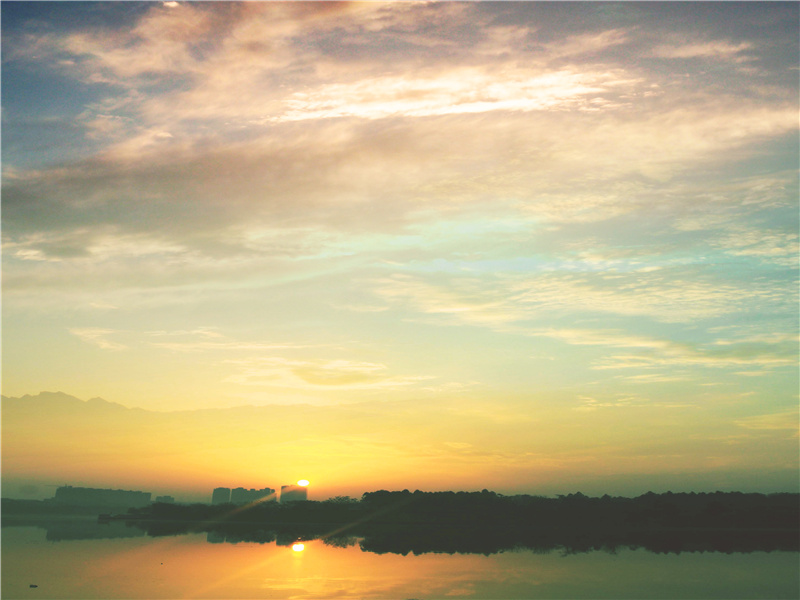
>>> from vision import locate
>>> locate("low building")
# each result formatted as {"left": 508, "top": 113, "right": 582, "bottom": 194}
{"left": 54, "top": 486, "right": 151, "bottom": 509}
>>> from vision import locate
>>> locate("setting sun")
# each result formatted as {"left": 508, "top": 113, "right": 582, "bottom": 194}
{"left": 297, "top": 480, "right": 309, "bottom": 487}
{"left": 292, "top": 543, "right": 305, "bottom": 552}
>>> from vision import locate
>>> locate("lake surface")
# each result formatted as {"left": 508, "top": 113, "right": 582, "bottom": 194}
{"left": 2, "top": 520, "right": 798, "bottom": 599}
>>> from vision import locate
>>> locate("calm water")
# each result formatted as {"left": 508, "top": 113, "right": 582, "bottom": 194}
{"left": 2, "top": 520, "right": 798, "bottom": 599}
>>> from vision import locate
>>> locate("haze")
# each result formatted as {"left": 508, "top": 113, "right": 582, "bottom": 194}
{"left": 2, "top": 2, "right": 798, "bottom": 502}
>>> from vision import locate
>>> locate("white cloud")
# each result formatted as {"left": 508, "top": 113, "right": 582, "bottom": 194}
{"left": 274, "top": 69, "right": 622, "bottom": 122}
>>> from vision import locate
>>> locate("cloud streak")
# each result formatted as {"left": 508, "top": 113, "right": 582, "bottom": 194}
{"left": 69, "top": 328, "right": 127, "bottom": 350}
{"left": 222, "top": 356, "right": 433, "bottom": 394}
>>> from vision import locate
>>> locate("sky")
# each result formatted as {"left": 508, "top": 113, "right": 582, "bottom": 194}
{"left": 2, "top": 1, "right": 798, "bottom": 501}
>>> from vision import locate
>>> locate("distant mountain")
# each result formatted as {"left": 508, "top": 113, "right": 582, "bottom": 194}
{"left": 2, "top": 391, "right": 134, "bottom": 412}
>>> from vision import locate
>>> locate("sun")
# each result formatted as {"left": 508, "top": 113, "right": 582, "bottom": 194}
{"left": 292, "top": 543, "right": 305, "bottom": 552}
{"left": 297, "top": 479, "right": 309, "bottom": 486}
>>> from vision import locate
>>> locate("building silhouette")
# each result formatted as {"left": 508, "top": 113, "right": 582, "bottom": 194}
{"left": 154, "top": 495, "right": 175, "bottom": 504}
{"left": 280, "top": 484, "right": 308, "bottom": 503}
{"left": 54, "top": 486, "right": 151, "bottom": 508}
{"left": 230, "top": 487, "right": 276, "bottom": 505}
{"left": 212, "top": 486, "right": 277, "bottom": 505}
{"left": 211, "top": 487, "right": 231, "bottom": 505}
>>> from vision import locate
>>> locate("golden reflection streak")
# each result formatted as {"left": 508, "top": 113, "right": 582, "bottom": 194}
{"left": 182, "top": 543, "right": 292, "bottom": 599}
{"left": 183, "top": 494, "right": 417, "bottom": 597}
{"left": 181, "top": 494, "right": 311, "bottom": 599}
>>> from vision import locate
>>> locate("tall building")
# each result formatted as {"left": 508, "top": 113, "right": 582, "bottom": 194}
{"left": 211, "top": 487, "right": 231, "bottom": 505}
{"left": 280, "top": 484, "right": 308, "bottom": 503}
{"left": 230, "top": 487, "right": 276, "bottom": 505}
{"left": 230, "top": 487, "right": 248, "bottom": 504}
{"left": 54, "top": 486, "right": 151, "bottom": 508}
{"left": 154, "top": 495, "right": 175, "bottom": 504}
{"left": 254, "top": 487, "right": 277, "bottom": 503}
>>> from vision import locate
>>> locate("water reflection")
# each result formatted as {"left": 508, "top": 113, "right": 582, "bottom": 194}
{"left": 4, "top": 490, "right": 798, "bottom": 598}
{"left": 2, "top": 516, "right": 145, "bottom": 541}
{"left": 128, "top": 520, "right": 798, "bottom": 557}
{"left": 4, "top": 515, "right": 797, "bottom": 556}
{"left": 2, "top": 524, "right": 798, "bottom": 600}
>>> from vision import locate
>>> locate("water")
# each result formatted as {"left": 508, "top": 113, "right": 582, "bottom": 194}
{"left": 2, "top": 520, "right": 798, "bottom": 599}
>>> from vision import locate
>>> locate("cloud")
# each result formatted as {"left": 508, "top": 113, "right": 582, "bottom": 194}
{"left": 616, "top": 373, "right": 689, "bottom": 384}
{"left": 3, "top": 0, "right": 796, "bottom": 280}
{"left": 274, "top": 69, "right": 625, "bottom": 122}
{"left": 543, "top": 28, "right": 630, "bottom": 58}
{"left": 574, "top": 394, "right": 662, "bottom": 411}
{"left": 150, "top": 340, "right": 323, "bottom": 353}
{"left": 651, "top": 40, "right": 754, "bottom": 60}
{"left": 370, "top": 268, "right": 790, "bottom": 327}
{"left": 222, "top": 356, "right": 433, "bottom": 393}
{"left": 711, "top": 229, "right": 799, "bottom": 266}
{"left": 2, "top": 1, "right": 797, "bottom": 417}
{"left": 735, "top": 411, "right": 799, "bottom": 432}
{"left": 56, "top": 9, "right": 214, "bottom": 80}
{"left": 537, "top": 328, "right": 798, "bottom": 371}
{"left": 69, "top": 328, "right": 127, "bottom": 350}
{"left": 594, "top": 350, "right": 796, "bottom": 371}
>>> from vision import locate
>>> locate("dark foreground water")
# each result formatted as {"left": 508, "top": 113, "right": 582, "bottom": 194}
{"left": 2, "top": 520, "right": 798, "bottom": 599}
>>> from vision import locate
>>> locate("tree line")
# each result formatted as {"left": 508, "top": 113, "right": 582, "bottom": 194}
{"left": 113, "top": 489, "right": 800, "bottom": 555}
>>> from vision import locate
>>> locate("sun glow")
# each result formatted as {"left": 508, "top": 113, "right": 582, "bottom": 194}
{"left": 297, "top": 479, "right": 309, "bottom": 486}
{"left": 292, "top": 543, "right": 305, "bottom": 552}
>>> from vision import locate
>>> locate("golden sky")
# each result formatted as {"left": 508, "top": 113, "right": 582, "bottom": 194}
{"left": 2, "top": 2, "right": 798, "bottom": 501}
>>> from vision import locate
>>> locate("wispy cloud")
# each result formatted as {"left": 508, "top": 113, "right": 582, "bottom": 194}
{"left": 150, "top": 340, "right": 323, "bottom": 353}
{"left": 275, "top": 69, "right": 628, "bottom": 122}
{"left": 735, "top": 411, "right": 799, "bottom": 432}
{"left": 69, "top": 328, "right": 127, "bottom": 350}
{"left": 538, "top": 328, "right": 798, "bottom": 371}
{"left": 711, "top": 229, "right": 799, "bottom": 266}
{"left": 650, "top": 39, "right": 754, "bottom": 61}
{"left": 371, "top": 268, "right": 790, "bottom": 327}
{"left": 543, "top": 28, "right": 630, "bottom": 58}
{"left": 222, "top": 356, "right": 433, "bottom": 392}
